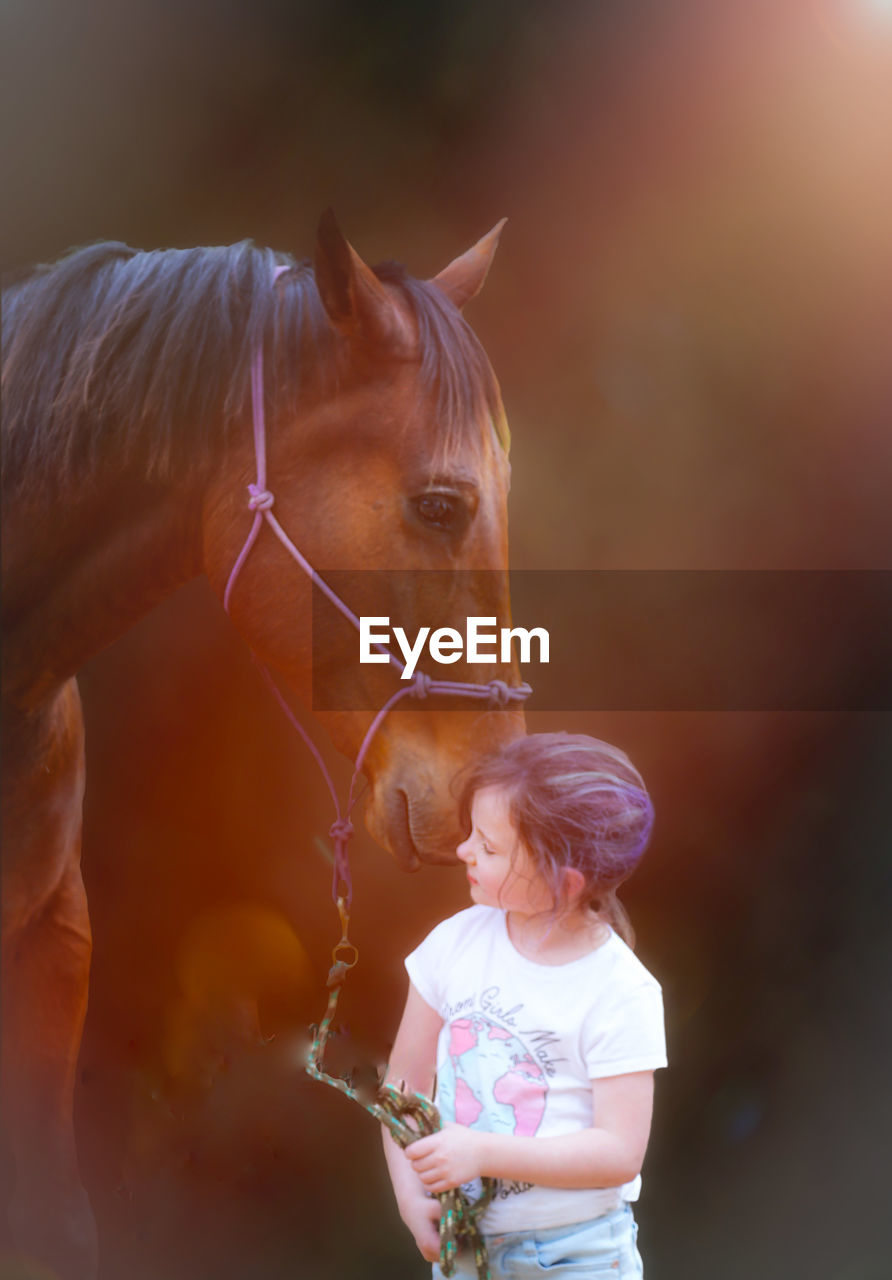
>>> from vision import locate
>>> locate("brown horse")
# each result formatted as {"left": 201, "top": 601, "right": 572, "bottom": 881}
{"left": 0, "top": 213, "right": 523, "bottom": 1279}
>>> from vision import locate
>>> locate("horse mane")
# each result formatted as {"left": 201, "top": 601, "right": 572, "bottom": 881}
{"left": 1, "top": 239, "right": 505, "bottom": 501}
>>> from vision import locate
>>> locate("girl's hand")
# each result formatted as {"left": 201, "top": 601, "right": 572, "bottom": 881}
{"left": 405, "top": 1123, "right": 487, "bottom": 1193}
{"left": 399, "top": 1191, "right": 441, "bottom": 1262}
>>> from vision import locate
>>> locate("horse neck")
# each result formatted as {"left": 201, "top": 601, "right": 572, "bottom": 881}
{"left": 2, "top": 471, "right": 205, "bottom": 710}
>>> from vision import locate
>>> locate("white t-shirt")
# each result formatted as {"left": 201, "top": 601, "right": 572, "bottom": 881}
{"left": 405, "top": 904, "right": 667, "bottom": 1233}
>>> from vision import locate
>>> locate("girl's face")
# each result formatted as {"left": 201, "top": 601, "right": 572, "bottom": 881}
{"left": 456, "top": 785, "right": 556, "bottom": 918}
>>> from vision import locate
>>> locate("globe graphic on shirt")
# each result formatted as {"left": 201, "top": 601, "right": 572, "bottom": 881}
{"left": 438, "top": 1014, "right": 548, "bottom": 1138}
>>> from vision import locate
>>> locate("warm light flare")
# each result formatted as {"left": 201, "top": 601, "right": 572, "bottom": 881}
{"left": 817, "top": 0, "right": 892, "bottom": 45}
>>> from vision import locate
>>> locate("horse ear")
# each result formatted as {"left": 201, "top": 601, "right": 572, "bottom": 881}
{"left": 431, "top": 218, "right": 507, "bottom": 310}
{"left": 314, "top": 208, "right": 394, "bottom": 342}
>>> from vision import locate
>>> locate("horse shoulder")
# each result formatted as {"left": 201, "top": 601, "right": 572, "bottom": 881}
{"left": 1, "top": 678, "right": 87, "bottom": 937}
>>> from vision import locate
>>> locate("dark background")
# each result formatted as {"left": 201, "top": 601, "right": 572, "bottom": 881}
{"left": 3, "top": 2, "right": 891, "bottom": 1277}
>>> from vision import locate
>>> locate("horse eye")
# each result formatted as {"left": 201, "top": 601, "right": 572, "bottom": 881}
{"left": 412, "top": 491, "right": 468, "bottom": 534}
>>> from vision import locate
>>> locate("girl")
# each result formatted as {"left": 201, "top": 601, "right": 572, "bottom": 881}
{"left": 381, "top": 733, "right": 666, "bottom": 1278}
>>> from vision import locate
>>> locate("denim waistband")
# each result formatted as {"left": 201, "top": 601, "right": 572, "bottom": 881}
{"left": 484, "top": 1201, "right": 633, "bottom": 1245}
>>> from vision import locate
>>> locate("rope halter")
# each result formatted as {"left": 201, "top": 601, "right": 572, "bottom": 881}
{"left": 222, "top": 265, "right": 531, "bottom": 904}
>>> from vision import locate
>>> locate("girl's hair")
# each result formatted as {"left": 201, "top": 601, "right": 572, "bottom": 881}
{"left": 457, "top": 733, "right": 654, "bottom": 947}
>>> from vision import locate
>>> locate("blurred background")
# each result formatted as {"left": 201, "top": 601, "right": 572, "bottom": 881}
{"left": 2, "top": 1, "right": 891, "bottom": 1277}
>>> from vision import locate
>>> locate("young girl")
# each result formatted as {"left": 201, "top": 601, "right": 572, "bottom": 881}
{"left": 381, "top": 733, "right": 666, "bottom": 1278}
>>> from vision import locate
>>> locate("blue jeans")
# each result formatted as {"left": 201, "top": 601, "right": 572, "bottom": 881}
{"left": 432, "top": 1203, "right": 643, "bottom": 1278}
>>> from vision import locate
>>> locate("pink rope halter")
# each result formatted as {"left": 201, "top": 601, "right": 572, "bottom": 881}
{"left": 223, "top": 268, "right": 531, "bottom": 904}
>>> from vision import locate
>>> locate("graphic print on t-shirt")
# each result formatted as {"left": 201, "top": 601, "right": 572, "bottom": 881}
{"left": 438, "top": 1013, "right": 549, "bottom": 1138}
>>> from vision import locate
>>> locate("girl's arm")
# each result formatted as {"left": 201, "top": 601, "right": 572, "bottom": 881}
{"left": 406, "top": 1070, "right": 655, "bottom": 1194}
{"left": 381, "top": 982, "right": 444, "bottom": 1262}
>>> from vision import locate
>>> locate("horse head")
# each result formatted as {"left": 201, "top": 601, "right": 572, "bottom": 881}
{"left": 202, "top": 213, "right": 524, "bottom": 868}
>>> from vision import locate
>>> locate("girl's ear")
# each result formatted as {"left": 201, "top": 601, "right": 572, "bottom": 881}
{"left": 562, "top": 866, "right": 586, "bottom": 906}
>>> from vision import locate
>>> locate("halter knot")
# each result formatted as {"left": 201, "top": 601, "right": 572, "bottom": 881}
{"left": 410, "top": 672, "right": 432, "bottom": 699}
{"left": 247, "top": 484, "right": 275, "bottom": 511}
{"left": 329, "top": 818, "right": 355, "bottom": 844}
{"left": 487, "top": 679, "right": 511, "bottom": 708}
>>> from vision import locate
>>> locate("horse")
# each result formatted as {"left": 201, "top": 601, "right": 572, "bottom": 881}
{"left": 0, "top": 211, "right": 524, "bottom": 1280}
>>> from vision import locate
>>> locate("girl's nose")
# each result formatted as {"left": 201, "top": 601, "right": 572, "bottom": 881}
{"left": 456, "top": 838, "right": 473, "bottom": 864}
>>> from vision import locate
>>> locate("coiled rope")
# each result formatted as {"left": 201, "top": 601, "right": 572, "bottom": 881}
{"left": 305, "top": 896, "right": 496, "bottom": 1278}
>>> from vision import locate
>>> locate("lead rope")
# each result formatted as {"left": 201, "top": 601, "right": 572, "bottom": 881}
{"left": 304, "top": 895, "right": 496, "bottom": 1279}
{"left": 223, "top": 277, "right": 529, "bottom": 1276}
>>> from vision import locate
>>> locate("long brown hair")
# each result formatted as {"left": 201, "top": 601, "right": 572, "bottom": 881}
{"left": 457, "top": 733, "right": 654, "bottom": 947}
